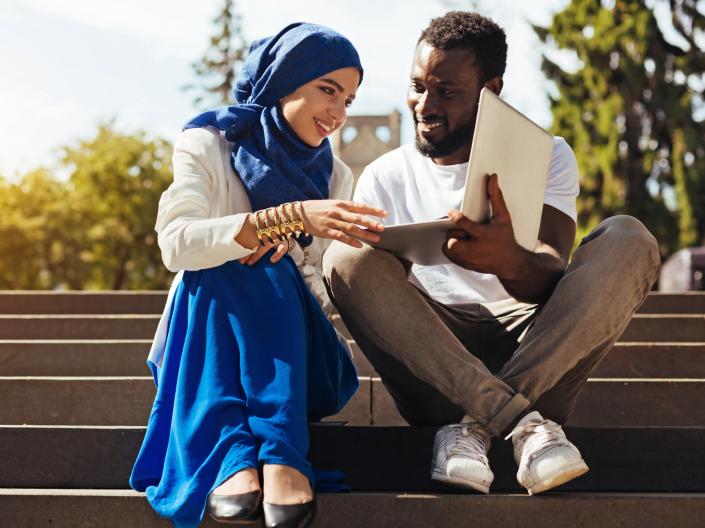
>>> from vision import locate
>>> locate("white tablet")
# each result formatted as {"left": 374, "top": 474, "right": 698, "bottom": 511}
{"left": 371, "top": 88, "right": 554, "bottom": 266}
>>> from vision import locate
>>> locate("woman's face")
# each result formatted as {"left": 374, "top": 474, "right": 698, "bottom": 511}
{"left": 280, "top": 66, "right": 360, "bottom": 147}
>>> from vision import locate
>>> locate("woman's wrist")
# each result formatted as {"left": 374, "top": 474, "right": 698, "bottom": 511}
{"left": 250, "top": 202, "right": 310, "bottom": 247}
{"left": 294, "top": 201, "right": 314, "bottom": 248}
{"left": 233, "top": 213, "right": 260, "bottom": 250}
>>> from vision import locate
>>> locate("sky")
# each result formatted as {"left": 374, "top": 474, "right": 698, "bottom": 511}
{"left": 0, "top": 0, "right": 571, "bottom": 177}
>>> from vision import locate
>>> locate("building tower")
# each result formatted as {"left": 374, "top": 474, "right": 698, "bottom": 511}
{"left": 330, "top": 111, "right": 402, "bottom": 187}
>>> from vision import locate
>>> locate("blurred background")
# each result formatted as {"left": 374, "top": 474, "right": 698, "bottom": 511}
{"left": 1, "top": 0, "right": 703, "bottom": 290}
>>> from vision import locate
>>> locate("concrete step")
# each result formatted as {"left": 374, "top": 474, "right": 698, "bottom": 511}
{"left": 567, "top": 379, "right": 705, "bottom": 427}
{"left": 354, "top": 341, "right": 705, "bottom": 379}
{"left": 638, "top": 292, "right": 705, "bottom": 314}
{"left": 0, "top": 291, "right": 167, "bottom": 314}
{"left": 1, "top": 425, "right": 703, "bottom": 492}
{"left": 0, "top": 377, "right": 371, "bottom": 427}
{"left": 2, "top": 340, "right": 704, "bottom": 379}
{"left": 0, "top": 315, "right": 160, "bottom": 340}
{"left": 2, "top": 490, "right": 704, "bottom": 528}
{"left": 591, "top": 342, "right": 705, "bottom": 378}
{"left": 620, "top": 314, "right": 705, "bottom": 342}
{"left": 0, "top": 340, "right": 152, "bottom": 377}
{"left": 2, "top": 291, "right": 703, "bottom": 315}
{"left": 2, "top": 376, "right": 703, "bottom": 427}
{"left": 370, "top": 377, "right": 705, "bottom": 427}
{"left": 2, "top": 314, "right": 704, "bottom": 341}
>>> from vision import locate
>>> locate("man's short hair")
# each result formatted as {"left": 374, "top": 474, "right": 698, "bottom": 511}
{"left": 418, "top": 11, "right": 507, "bottom": 81}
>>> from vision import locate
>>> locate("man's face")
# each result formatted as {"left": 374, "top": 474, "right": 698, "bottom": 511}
{"left": 407, "top": 41, "right": 484, "bottom": 165}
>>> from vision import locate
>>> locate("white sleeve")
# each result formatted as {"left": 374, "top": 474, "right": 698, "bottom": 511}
{"left": 353, "top": 164, "right": 396, "bottom": 226}
{"left": 352, "top": 165, "right": 376, "bottom": 204}
{"left": 544, "top": 137, "right": 580, "bottom": 222}
{"left": 330, "top": 158, "right": 354, "bottom": 201}
{"left": 156, "top": 129, "right": 254, "bottom": 272}
{"left": 301, "top": 158, "right": 354, "bottom": 317}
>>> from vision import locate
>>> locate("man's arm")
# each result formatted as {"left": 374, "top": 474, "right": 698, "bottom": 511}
{"left": 498, "top": 204, "right": 575, "bottom": 303}
{"left": 443, "top": 174, "right": 576, "bottom": 304}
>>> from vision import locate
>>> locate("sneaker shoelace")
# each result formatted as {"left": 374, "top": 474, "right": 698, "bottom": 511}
{"left": 505, "top": 419, "right": 569, "bottom": 465}
{"left": 443, "top": 424, "right": 489, "bottom": 462}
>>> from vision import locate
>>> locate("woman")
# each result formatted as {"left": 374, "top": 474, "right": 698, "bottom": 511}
{"left": 130, "top": 23, "right": 386, "bottom": 528}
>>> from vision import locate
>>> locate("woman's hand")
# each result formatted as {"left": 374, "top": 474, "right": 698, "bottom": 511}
{"left": 300, "top": 200, "right": 387, "bottom": 248}
{"left": 239, "top": 238, "right": 290, "bottom": 266}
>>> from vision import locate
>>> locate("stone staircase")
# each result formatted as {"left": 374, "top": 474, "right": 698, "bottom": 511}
{"left": 1, "top": 291, "right": 704, "bottom": 526}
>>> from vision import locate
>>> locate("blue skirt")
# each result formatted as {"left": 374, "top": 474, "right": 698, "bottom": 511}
{"left": 130, "top": 257, "right": 359, "bottom": 527}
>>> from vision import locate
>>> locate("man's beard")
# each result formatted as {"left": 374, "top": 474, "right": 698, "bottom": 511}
{"left": 414, "top": 112, "right": 478, "bottom": 160}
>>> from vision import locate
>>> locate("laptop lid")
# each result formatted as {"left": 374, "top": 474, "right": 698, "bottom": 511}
{"left": 367, "top": 88, "right": 555, "bottom": 265}
{"left": 461, "top": 88, "right": 554, "bottom": 251}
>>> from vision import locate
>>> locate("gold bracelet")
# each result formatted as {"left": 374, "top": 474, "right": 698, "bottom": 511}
{"left": 276, "top": 203, "right": 295, "bottom": 239}
{"left": 278, "top": 202, "right": 306, "bottom": 238}
{"left": 254, "top": 210, "right": 266, "bottom": 245}
{"left": 267, "top": 207, "right": 284, "bottom": 241}
{"left": 254, "top": 202, "right": 308, "bottom": 246}
{"left": 254, "top": 208, "right": 283, "bottom": 245}
{"left": 291, "top": 201, "right": 308, "bottom": 237}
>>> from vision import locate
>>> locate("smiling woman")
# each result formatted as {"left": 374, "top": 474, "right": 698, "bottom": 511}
{"left": 128, "top": 22, "right": 386, "bottom": 528}
{"left": 280, "top": 69, "right": 360, "bottom": 147}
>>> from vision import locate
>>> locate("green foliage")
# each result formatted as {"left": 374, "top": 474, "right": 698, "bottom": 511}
{"left": 536, "top": 0, "right": 705, "bottom": 256}
{"left": 185, "top": 0, "right": 248, "bottom": 107}
{"left": 0, "top": 169, "right": 67, "bottom": 289}
{"left": 0, "top": 123, "right": 173, "bottom": 289}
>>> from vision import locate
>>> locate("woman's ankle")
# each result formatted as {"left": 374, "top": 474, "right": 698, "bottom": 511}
{"left": 263, "top": 464, "right": 313, "bottom": 505}
{"left": 212, "top": 467, "right": 260, "bottom": 496}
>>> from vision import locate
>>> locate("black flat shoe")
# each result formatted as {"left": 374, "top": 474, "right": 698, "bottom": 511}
{"left": 263, "top": 498, "right": 316, "bottom": 528}
{"left": 207, "top": 489, "right": 262, "bottom": 524}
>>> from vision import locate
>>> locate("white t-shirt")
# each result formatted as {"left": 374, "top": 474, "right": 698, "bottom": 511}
{"left": 354, "top": 139, "right": 580, "bottom": 306}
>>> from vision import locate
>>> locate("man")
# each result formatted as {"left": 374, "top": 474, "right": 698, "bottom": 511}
{"left": 323, "top": 11, "right": 660, "bottom": 495}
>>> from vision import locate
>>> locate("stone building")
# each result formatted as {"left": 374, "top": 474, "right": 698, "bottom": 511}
{"left": 330, "top": 111, "right": 402, "bottom": 187}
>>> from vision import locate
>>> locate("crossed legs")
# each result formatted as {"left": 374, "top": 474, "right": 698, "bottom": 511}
{"left": 323, "top": 215, "right": 661, "bottom": 434}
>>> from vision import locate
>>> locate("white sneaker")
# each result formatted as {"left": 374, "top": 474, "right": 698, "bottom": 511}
{"left": 430, "top": 423, "right": 494, "bottom": 494}
{"left": 505, "top": 411, "right": 589, "bottom": 495}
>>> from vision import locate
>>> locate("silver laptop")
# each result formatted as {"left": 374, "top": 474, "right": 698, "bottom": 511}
{"left": 369, "top": 88, "right": 554, "bottom": 266}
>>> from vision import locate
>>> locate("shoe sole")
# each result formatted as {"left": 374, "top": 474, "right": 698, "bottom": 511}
{"left": 431, "top": 469, "right": 491, "bottom": 494}
{"left": 524, "top": 460, "right": 589, "bottom": 495}
{"left": 207, "top": 514, "right": 260, "bottom": 524}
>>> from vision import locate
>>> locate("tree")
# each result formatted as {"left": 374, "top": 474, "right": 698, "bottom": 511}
{"left": 0, "top": 123, "right": 174, "bottom": 289}
{"left": 0, "top": 169, "right": 68, "bottom": 289}
{"left": 61, "top": 123, "right": 174, "bottom": 289}
{"left": 535, "top": 0, "right": 705, "bottom": 255}
{"left": 185, "top": 0, "right": 248, "bottom": 107}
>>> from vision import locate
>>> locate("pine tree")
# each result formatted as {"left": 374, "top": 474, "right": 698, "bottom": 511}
{"left": 535, "top": 0, "right": 705, "bottom": 255}
{"left": 185, "top": 0, "right": 248, "bottom": 107}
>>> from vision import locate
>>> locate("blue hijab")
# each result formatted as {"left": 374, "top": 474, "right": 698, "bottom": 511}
{"left": 184, "top": 23, "right": 363, "bottom": 214}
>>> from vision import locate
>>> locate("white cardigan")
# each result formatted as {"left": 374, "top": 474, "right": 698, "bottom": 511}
{"left": 147, "top": 127, "right": 354, "bottom": 372}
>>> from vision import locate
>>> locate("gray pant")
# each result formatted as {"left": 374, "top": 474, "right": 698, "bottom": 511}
{"left": 322, "top": 215, "right": 661, "bottom": 437}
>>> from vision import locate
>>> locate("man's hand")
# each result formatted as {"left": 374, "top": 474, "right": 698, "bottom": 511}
{"left": 442, "top": 172, "right": 575, "bottom": 304}
{"left": 442, "top": 173, "right": 523, "bottom": 277}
